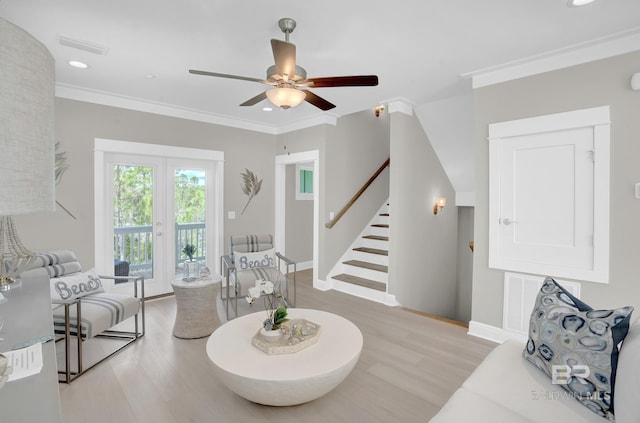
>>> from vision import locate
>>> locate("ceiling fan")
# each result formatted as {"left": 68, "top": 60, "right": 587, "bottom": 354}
{"left": 189, "top": 18, "right": 378, "bottom": 111}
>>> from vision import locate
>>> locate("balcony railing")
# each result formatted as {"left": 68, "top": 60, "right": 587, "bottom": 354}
{"left": 114, "top": 222, "right": 206, "bottom": 275}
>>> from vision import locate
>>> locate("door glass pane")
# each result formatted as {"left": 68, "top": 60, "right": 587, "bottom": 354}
{"left": 113, "top": 165, "right": 154, "bottom": 281}
{"left": 174, "top": 168, "right": 206, "bottom": 276}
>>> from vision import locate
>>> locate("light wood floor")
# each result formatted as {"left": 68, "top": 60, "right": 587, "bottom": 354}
{"left": 58, "top": 270, "right": 496, "bottom": 423}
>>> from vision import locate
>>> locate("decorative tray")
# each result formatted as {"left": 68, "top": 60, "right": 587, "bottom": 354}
{"left": 251, "top": 319, "right": 320, "bottom": 355}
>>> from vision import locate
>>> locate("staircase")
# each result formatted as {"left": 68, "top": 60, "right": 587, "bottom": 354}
{"left": 329, "top": 202, "right": 398, "bottom": 305}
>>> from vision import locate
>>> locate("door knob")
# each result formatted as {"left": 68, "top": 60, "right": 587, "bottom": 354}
{"left": 501, "top": 217, "right": 518, "bottom": 226}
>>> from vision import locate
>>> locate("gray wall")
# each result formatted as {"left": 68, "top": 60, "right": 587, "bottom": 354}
{"left": 285, "top": 163, "right": 313, "bottom": 264}
{"left": 389, "top": 111, "right": 458, "bottom": 319}
{"left": 15, "top": 98, "right": 276, "bottom": 268}
{"left": 322, "top": 110, "right": 391, "bottom": 280}
{"left": 472, "top": 51, "right": 640, "bottom": 328}
{"left": 17, "top": 98, "right": 390, "bottom": 288}
{"left": 276, "top": 109, "right": 390, "bottom": 280}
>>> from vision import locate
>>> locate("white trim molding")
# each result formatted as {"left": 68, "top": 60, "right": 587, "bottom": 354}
{"left": 463, "top": 27, "right": 640, "bottom": 88}
{"left": 468, "top": 320, "right": 525, "bottom": 344}
{"left": 275, "top": 150, "right": 320, "bottom": 291}
{"left": 94, "top": 138, "right": 224, "bottom": 161}
{"left": 57, "top": 83, "right": 338, "bottom": 135}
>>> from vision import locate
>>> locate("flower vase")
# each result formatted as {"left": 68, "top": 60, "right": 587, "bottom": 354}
{"left": 183, "top": 260, "right": 200, "bottom": 281}
{"left": 260, "top": 327, "right": 282, "bottom": 342}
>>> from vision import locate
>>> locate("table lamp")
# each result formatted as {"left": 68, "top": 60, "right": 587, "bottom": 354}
{"left": 0, "top": 18, "right": 55, "bottom": 289}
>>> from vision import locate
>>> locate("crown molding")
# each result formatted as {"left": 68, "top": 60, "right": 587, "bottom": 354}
{"left": 55, "top": 83, "right": 338, "bottom": 135}
{"left": 462, "top": 26, "right": 640, "bottom": 88}
{"left": 275, "top": 113, "right": 338, "bottom": 134}
{"left": 56, "top": 83, "right": 339, "bottom": 135}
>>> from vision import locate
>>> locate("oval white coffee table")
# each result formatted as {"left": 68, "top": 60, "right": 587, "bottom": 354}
{"left": 206, "top": 308, "right": 363, "bottom": 406}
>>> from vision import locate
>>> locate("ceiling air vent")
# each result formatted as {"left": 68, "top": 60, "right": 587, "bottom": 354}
{"left": 58, "top": 35, "right": 109, "bottom": 55}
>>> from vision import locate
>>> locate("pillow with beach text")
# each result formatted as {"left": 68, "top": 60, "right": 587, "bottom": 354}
{"left": 235, "top": 248, "right": 276, "bottom": 271}
{"left": 50, "top": 268, "right": 105, "bottom": 302}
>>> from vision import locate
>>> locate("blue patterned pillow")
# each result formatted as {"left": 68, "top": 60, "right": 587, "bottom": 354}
{"left": 523, "top": 277, "right": 633, "bottom": 421}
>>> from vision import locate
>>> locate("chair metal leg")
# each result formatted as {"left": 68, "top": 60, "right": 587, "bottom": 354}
{"left": 64, "top": 304, "right": 71, "bottom": 384}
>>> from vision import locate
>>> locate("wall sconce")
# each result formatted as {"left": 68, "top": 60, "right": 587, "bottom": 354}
{"left": 433, "top": 197, "right": 446, "bottom": 215}
{"left": 375, "top": 105, "right": 385, "bottom": 117}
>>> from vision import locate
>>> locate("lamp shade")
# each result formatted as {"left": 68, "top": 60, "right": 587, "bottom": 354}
{"left": 266, "top": 87, "right": 306, "bottom": 109}
{"left": 0, "top": 18, "right": 55, "bottom": 215}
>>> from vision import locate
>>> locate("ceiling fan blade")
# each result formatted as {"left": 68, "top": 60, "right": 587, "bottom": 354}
{"left": 239, "top": 91, "right": 268, "bottom": 107}
{"left": 189, "top": 69, "right": 266, "bottom": 84}
{"left": 300, "top": 90, "right": 336, "bottom": 111}
{"left": 306, "top": 75, "right": 379, "bottom": 88}
{"left": 271, "top": 39, "right": 296, "bottom": 81}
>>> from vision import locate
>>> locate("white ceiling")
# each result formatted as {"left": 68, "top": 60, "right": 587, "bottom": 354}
{"left": 2, "top": 0, "right": 640, "bottom": 133}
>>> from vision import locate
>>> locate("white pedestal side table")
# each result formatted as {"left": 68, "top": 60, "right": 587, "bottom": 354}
{"left": 206, "top": 308, "right": 363, "bottom": 406}
{"left": 171, "top": 274, "right": 221, "bottom": 339}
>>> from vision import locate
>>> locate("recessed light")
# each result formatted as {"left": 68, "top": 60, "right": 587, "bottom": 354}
{"left": 68, "top": 60, "right": 88, "bottom": 69}
{"left": 567, "top": 0, "right": 596, "bottom": 7}
{"left": 145, "top": 74, "right": 157, "bottom": 79}
{"left": 262, "top": 107, "right": 273, "bottom": 112}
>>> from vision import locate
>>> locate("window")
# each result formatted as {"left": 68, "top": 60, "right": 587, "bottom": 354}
{"left": 296, "top": 164, "right": 313, "bottom": 200}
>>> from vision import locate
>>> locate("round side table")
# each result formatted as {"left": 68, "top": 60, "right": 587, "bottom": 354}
{"left": 171, "top": 274, "right": 221, "bottom": 339}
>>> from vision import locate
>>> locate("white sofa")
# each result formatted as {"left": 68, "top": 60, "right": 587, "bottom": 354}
{"left": 430, "top": 320, "right": 640, "bottom": 422}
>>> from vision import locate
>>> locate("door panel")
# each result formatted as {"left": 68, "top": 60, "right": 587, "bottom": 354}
{"left": 499, "top": 128, "right": 594, "bottom": 269}
{"left": 107, "top": 154, "right": 167, "bottom": 296}
{"left": 167, "top": 159, "right": 212, "bottom": 280}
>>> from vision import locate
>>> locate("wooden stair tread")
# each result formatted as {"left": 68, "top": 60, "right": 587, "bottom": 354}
{"left": 353, "top": 247, "right": 388, "bottom": 256}
{"left": 371, "top": 224, "right": 389, "bottom": 228}
{"left": 332, "top": 274, "right": 387, "bottom": 292}
{"left": 363, "top": 235, "right": 389, "bottom": 241}
{"left": 379, "top": 213, "right": 389, "bottom": 217}
{"left": 343, "top": 260, "right": 388, "bottom": 273}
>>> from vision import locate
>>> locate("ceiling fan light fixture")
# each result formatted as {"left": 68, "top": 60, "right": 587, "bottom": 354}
{"left": 266, "top": 87, "right": 305, "bottom": 109}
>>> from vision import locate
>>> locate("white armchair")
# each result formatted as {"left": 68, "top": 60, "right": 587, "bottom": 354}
{"left": 20, "top": 250, "right": 145, "bottom": 383}
{"left": 220, "top": 234, "right": 296, "bottom": 320}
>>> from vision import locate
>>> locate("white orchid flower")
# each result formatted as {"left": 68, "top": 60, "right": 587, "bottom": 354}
{"left": 262, "top": 281, "right": 274, "bottom": 294}
{"left": 248, "top": 286, "right": 262, "bottom": 299}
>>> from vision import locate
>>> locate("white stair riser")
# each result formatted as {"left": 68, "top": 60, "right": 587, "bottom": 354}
{"left": 361, "top": 237, "right": 389, "bottom": 249}
{"left": 368, "top": 226, "right": 389, "bottom": 237}
{"left": 331, "top": 278, "right": 388, "bottom": 304}
{"left": 352, "top": 251, "right": 388, "bottom": 266}
{"left": 374, "top": 215, "right": 389, "bottom": 225}
{"left": 342, "top": 265, "right": 388, "bottom": 283}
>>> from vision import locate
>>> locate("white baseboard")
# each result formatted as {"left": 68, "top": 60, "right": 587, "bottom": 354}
{"left": 314, "top": 278, "right": 332, "bottom": 291}
{"left": 294, "top": 260, "right": 313, "bottom": 271}
{"left": 384, "top": 294, "right": 400, "bottom": 307}
{"left": 468, "top": 320, "right": 527, "bottom": 344}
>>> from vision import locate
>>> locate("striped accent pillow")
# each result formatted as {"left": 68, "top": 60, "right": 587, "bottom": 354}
{"left": 52, "top": 293, "right": 140, "bottom": 339}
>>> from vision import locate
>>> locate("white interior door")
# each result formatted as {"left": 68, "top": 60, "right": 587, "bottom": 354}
{"left": 488, "top": 106, "right": 610, "bottom": 283}
{"left": 499, "top": 128, "right": 594, "bottom": 268}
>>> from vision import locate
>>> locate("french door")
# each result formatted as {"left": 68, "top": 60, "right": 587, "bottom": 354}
{"left": 95, "top": 140, "right": 224, "bottom": 297}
